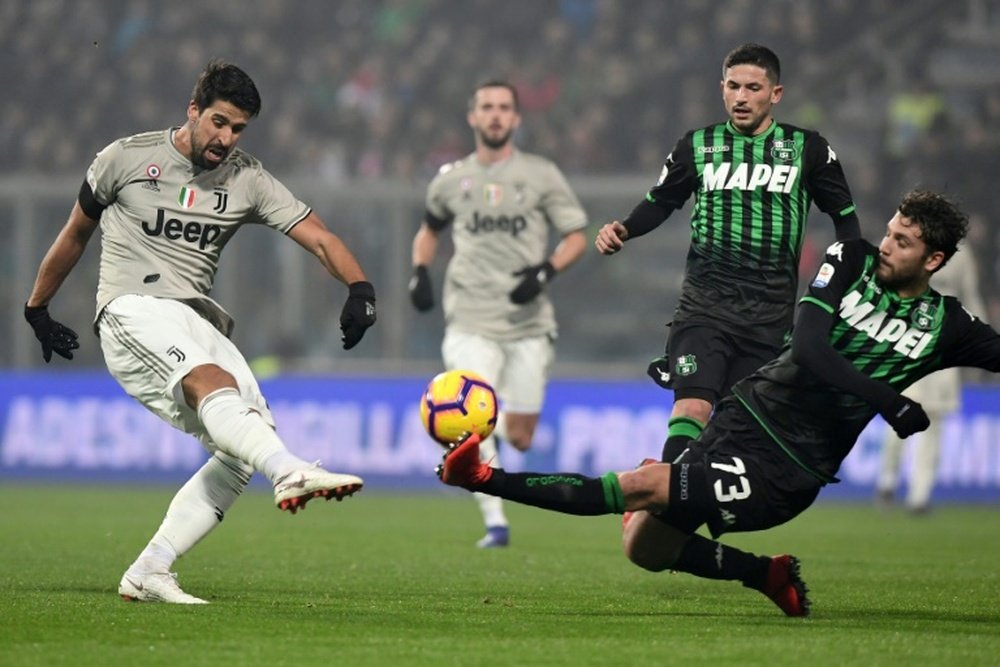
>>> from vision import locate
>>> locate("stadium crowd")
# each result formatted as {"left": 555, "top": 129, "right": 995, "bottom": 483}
{"left": 5, "top": 0, "right": 999, "bottom": 327}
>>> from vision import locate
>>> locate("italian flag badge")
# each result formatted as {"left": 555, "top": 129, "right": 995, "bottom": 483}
{"left": 178, "top": 187, "right": 196, "bottom": 209}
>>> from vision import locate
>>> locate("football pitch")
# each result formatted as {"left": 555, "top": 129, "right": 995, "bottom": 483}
{"left": 1, "top": 484, "right": 998, "bottom": 666}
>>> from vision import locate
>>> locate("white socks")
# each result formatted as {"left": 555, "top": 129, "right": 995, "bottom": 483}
{"left": 475, "top": 434, "right": 508, "bottom": 528}
{"left": 131, "top": 453, "right": 252, "bottom": 572}
{"left": 197, "top": 388, "right": 308, "bottom": 483}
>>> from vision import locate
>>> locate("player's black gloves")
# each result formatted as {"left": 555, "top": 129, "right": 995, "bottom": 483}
{"left": 340, "top": 281, "right": 376, "bottom": 350}
{"left": 880, "top": 394, "right": 930, "bottom": 439}
{"left": 24, "top": 303, "right": 79, "bottom": 363}
{"left": 409, "top": 265, "right": 434, "bottom": 312}
{"left": 510, "top": 261, "right": 555, "bottom": 305}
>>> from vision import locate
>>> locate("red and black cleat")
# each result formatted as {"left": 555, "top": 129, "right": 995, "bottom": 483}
{"left": 760, "top": 554, "right": 811, "bottom": 617}
{"left": 436, "top": 433, "right": 494, "bottom": 488}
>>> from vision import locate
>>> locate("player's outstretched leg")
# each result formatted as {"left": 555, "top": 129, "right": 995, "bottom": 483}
{"left": 437, "top": 433, "right": 625, "bottom": 516}
{"left": 273, "top": 463, "right": 364, "bottom": 514}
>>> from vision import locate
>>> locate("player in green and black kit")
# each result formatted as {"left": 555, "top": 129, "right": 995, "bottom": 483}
{"left": 439, "top": 191, "right": 1000, "bottom": 617}
{"left": 596, "top": 43, "right": 861, "bottom": 463}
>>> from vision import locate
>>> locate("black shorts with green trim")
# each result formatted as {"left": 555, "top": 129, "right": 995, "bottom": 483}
{"left": 656, "top": 396, "right": 821, "bottom": 538}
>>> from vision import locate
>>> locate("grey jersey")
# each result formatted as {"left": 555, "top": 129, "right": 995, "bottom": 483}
{"left": 87, "top": 128, "right": 310, "bottom": 335}
{"left": 425, "top": 150, "right": 587, "bottom": 340}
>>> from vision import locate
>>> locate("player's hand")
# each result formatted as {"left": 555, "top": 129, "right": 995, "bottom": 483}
{"left": 881, "top": 395, "right": 930, "bottom": 439}
{"left": 24, "top": 303, "right": 79, "bottom": 363}
{"left": 409, "top": 265, "right": 434, "bottom": 312}
{"left": 510, "top": 261, "right": 555, "bottom": 305}
{"left": 595, "top": 221, "right": 629, "bottom": 255}
{"left": 340, "top": 281, "right": 376, "bottom": 350}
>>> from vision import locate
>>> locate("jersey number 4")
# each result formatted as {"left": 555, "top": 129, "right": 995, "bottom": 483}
{"left": 711, "top": 457, "right": 752, "bottom": 502}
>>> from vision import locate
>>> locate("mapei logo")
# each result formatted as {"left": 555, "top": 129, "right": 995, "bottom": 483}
{"left": 839, "top": 290, "right": 934, "bottom": 359}
{"left": 465, "top": 211, "right": 527, "bottom": 237}
{"left": 702, "top": 162, "right": 799, "bottom": 193}
{"left": 142, "top": 209, "right": 221, "bottom": 250}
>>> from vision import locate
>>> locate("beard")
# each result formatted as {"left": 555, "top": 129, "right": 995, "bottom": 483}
{"left": 876, "top": 261, "right": 923, "bottom": 292}
{"left": 189, "top": 127, "right": 228, "bottom": 170}
{"left": 478, "top": 126, "right": 513, "bottom": 150}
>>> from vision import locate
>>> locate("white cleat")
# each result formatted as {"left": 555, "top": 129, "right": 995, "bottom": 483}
{"left": 119, "top": 570, "right": 208, "bottom": 604}
{"left": 273, "top": 463, "right": 363, "bottom": 514}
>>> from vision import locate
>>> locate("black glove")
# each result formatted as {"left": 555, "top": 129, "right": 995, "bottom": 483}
{"left": 509, "top": 261, "right": 555, "bottom": 305}
{"left": 881, "top": 394, "right": 930, "bottom": 439}
{"left": 409, "top": 265, "right": 434, "bottom": 312}
{"left": 340, "top": 281, "right": 376, "bottom": 350}
{"left": 24, "top": 303, "right": 79, "bottom": 363}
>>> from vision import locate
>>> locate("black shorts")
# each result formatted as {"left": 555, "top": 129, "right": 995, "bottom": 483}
{"left": 657, "top": 397, "right": 821, "bottom": 538}
{"left": 663, "top": 322, "right": 782, "bottom": 403}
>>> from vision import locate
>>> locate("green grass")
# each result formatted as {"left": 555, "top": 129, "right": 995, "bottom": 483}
{"left": 1, "top": 484, "right": 998, "bottom": 666}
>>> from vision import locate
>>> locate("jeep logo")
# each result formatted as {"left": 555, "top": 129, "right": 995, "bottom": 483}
{"left": 142, "top": 209, "right": 221, "bottom": 250}
{"left": 465, "top": 212, "right": 527, "bottom": 237}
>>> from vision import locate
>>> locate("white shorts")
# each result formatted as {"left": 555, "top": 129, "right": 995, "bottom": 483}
{"left": 98, "top": 294, "right": 273, "bottom": 447}
{"left": 442, "top": 329, "right": 554, "bottom": 414}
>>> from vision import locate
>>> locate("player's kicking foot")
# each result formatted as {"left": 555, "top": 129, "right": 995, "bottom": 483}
{"left": 119, "top": 569, "right": 208, "bottom": 604}
{"left": 274, "top": 464, "right": 363, "bottom": 514}
{"left": 436, "top": 433, "right": 493, "bottom": 488}
{"left": 759, "top": 554, "right": 810, "bottom": 617}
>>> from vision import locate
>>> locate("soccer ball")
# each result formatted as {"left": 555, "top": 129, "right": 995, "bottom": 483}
{"left": 419, "top": 370, "right": 498, "bottom": 445}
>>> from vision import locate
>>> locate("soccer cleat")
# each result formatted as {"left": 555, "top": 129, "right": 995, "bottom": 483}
{"left": 274, "top": 463, "right": 363, "bottom": 514}
{"left": 118, "top": 570, "right": 208, "bottom": 604}
{"left": 760, "top": 554, "right": 811, "bottom": 617}
{"left": 476, "top": 525, "right": 510, "bottom": 549}
{"left": 435, "top": 433, "right": 493, "bottom": 488}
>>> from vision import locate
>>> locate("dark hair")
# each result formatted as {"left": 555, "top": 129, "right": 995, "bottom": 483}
{"left": 723, "top": 43, "right": 781, "bottom": 84}
{"left": 898, "top": 190, "right": 969, "bottom": 268}
{"left": 191, "top": 60, "right": 261, "bottom": 118}
{"left": 469, "top": 80, "right": 520, "bottom": 112}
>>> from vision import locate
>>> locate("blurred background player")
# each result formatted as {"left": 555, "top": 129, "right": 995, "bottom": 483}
{"left": 23, "top": 61, "right": 377, "bottom": 603}
{"left": 595, "top": 43, "right": 860, "bottom": 464}
{"left": 875, "top": 245, "right": 987, "bottom": 514}
{"left": 409, "top": 80, "right": 587, "bottom": 547}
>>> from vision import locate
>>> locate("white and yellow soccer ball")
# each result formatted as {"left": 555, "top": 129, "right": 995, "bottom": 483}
{"left": 419, "top": 370, "right": 498, "bottom": 446}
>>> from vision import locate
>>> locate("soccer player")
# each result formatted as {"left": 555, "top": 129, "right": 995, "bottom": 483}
{"left": 23, "top": 61, "right": 377, "bottom": 604}
{"left": 439, "top": 191, "right": 1000, "bottom": 616}
{"left": 409, "top": 81, "right": 587, "bottom": 548}
{"left": 875, "top": 247, "right": 988, "bottom": 514}
{"left": 595, "top": 43, "right": 861, "bottom": 464}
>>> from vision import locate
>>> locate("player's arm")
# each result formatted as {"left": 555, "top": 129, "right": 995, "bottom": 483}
{"left": 549, "top": 229, "right": 586, "bottom": 273}
{"left": 938, "top": 299, "right": 1000, "bottom": 372}
{"left": 288, "top": 212, "right": 375, "bottom": 350}
{"left": 597, "top": 136, "right": 695, "bottom": 255}
{"left": 803, "top": 133, "right": 860, "bottom": 241}
{"left": 27, "top": 197, "right": 99, "bottom": 309}
{"left": 23, "top": 185, "right": 100, "bottom": 362}
{"left": 409, "top": 212, "right": 447, "bottom": 312}
{"left": 792, "top": 242, "right": 928, "bottom": 437}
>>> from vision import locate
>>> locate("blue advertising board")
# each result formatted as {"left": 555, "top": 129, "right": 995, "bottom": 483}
{"left": 1, "top": 372, "right": 998, "bottom": 502}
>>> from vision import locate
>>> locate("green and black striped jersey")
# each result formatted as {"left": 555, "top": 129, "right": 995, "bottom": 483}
{"left": 733, "top": 239, "right": 1000, "bottom": 482}
{"left": 648, "top": 120, "right": 856, "bottom": 343}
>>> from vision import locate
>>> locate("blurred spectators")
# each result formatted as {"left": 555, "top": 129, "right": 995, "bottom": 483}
{"left": 3, "top": 0, "right": 997, "bottom": 312}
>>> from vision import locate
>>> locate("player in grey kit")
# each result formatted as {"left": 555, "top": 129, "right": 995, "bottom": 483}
{"left": 409, "top": 80, "right": 587, "bottom": 547}
{"left": 24, "top": 61, "right": 377, "bottom": 604}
